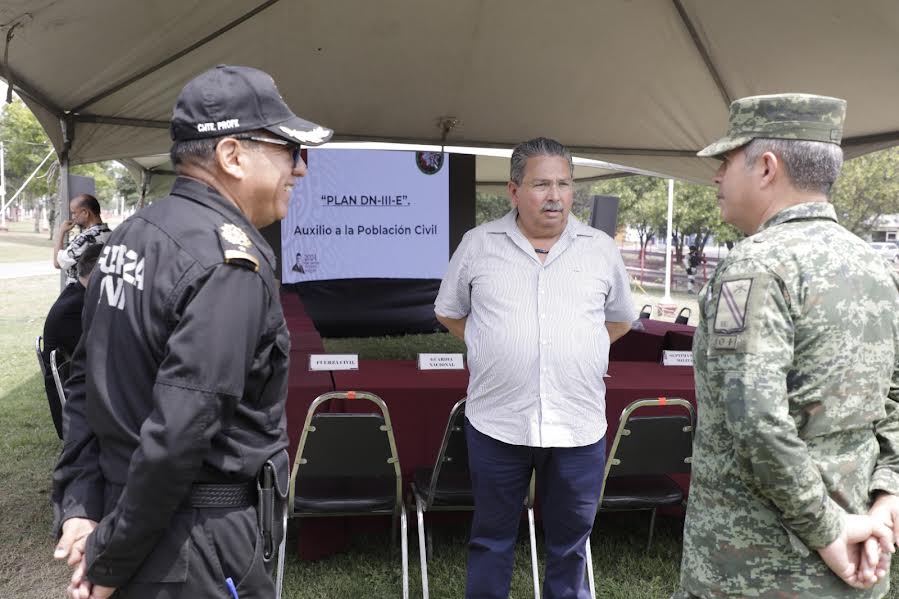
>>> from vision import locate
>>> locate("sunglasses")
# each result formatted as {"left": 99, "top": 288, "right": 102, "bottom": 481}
{"left": 232, "top": 135, "right": 302, "bottom": 167}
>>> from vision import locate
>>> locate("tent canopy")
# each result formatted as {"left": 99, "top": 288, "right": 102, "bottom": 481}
{"left": 3, "top": 1, "right": 899, "bottom": 184}
{"left": 123, "top": 143, "right": 662, "bottom": 202}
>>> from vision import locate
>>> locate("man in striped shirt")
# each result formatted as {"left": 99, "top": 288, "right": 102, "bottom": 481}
{"left": 436, "top": 137, "right": 635, "bottom": 599}
{"left": 52, "top": 193, "right": 111, "bottom": 285}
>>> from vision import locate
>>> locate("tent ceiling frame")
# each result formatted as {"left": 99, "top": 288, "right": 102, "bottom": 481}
{"left": 71, "top": 0, "right": 283, "bottom": 113}
{"left": 0, "top": 67, "right": 64, "bottom": 119}
{"left": 75, "top": 114, "right": 169, "bottom": 129}
{"left": 671, "top": 0, "right": 732, "bottom": 108}
{"left": 479, "top": 171, "right": 634, "bottom": 188}
{"left": 843, "top": 131, "right": 899, "bottom": 147}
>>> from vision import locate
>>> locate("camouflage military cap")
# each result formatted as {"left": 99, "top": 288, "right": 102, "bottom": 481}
{"left": 697, "top": 93, "right": 846, "bottom": 158}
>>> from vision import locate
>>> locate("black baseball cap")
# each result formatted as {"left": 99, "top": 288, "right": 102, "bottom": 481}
{"left": 170, "top": 65, "right": 333, "bottom": 146}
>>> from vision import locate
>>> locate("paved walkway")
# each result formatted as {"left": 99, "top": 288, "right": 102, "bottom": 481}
{"left": 0, "top": 261, "right": 57, "bottom": 280}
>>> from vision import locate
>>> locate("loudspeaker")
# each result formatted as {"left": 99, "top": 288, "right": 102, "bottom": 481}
{"left": 69, "top": 175, "right": 96, "bottom": 201}
{"left": 589, "top": 195, "right": 620, "bottom": 237}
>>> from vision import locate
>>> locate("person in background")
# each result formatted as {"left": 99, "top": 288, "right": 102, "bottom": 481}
{"left": 52, "top": 193, "right": 111, "bottom": 285}
{"left": 42, "top": 195, "right": 110, "bottom": 439}
{"left": 684, "top": 244, "right": 704, "bottom": 294}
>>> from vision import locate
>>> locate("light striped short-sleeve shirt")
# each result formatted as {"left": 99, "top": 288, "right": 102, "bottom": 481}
{"left": 435, "top": 210, "right": 635, "bottom": 448}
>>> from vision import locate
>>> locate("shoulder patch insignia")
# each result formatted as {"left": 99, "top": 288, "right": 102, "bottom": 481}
{"left": 713, "top": 278, "right": 753, "bottom": 333}
{"left": 220, "top": 223, "right": 252, "bottom": 250}
{"left": 219, "top": 223, "right": 259, "bottom": 272}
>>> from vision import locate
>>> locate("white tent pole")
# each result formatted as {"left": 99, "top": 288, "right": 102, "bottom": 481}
{"left": 0, "top": 141, "right": 6, "bottom": 229}
{"left": 3, "top": 149, "right": 54, "bottom": 209}
{"left": 662, "top": 178, "right": 675, "bottom": 303}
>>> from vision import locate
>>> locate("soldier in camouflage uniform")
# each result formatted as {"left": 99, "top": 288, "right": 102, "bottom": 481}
{"left": 673, "top": 94, "right": 899, "bottom": 598}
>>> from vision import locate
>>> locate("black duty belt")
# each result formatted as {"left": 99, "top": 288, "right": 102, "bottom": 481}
{"left": 189, "top": 481, "right": 256, "bottom": 508}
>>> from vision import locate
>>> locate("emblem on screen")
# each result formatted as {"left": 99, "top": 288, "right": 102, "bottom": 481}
{"left": 415, "top": 151, "right": 444, "bottom": 175}
{"left": 291, "top": 252, "right": 318, "bottom": 275}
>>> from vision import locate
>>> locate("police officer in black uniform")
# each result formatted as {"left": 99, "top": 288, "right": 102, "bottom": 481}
{"left": 51, "top": 65, "right": 332, "bottom": 599}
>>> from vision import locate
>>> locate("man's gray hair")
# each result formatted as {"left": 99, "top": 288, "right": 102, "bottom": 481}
{"left": 170, "top": 130, "right": 277, "bottom": 171}
{"left": 170, "top": 137, "right": 220, "bottom": 170}
{"left": 743, "top": 138, "right": 843, "bottom": 196}
{"left": 510, "top": 137, "right": 574, "bottom": 185}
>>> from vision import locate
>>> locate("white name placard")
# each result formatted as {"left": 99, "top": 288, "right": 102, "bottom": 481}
{"left": 418, "top": 353, "right": 465, "bottom": 370}
{"left": 308, "top": 354, "right": 359, "bottom": 371}
{"left": 662, "top": 350, "right": 693, "bottom": 367}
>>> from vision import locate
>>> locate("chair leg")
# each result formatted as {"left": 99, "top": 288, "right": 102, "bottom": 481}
{"left": 415, "top": 495, "right": 429, "bottom": 599}
{"left": 585, "top": 535, "right": 596, "bottom": 599}
{"left": 391, "top": 508, "right": 398, "bottom": 549}
{"left": 646, "top": 508, "right": 657, "bottom": 551}
{"left": 275, "top": 501, "right": 288, "bottom": 599}
{"left": 400, "top": 505, "right": 409, "bottom": 599}
{"left": 527, "top": 505, "right": 541, "bottom": 599}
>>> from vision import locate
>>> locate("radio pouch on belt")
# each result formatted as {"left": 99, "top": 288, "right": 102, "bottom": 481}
{"left": 257, "top": 449, "right": 290, "bottom": 564}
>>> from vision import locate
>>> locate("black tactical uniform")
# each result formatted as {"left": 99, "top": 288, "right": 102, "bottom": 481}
{"left": 52, "top": 177, "right": 291, "bottom": 598}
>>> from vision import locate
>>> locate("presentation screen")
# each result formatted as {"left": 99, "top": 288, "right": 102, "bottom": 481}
{"left": 281, "top": 149, "right": 450, "bottom": 282}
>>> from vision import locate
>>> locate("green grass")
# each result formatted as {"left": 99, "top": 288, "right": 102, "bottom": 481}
{"left": 324, "top": 332, "right": 466, "bottom": 359}
{"left": 0, "top": 220, "right": 54, "bottom": 263}
{"left": 281, "top": 513, "right": 685, "bottom": 599}
{"left": 2, "top": 246, "right": 898, "bottom": 597}
{"left": 0, "top": 274, "right": 71, "bottom": 598}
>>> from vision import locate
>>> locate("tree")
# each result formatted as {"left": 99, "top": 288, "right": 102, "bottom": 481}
{"left": 0, "top": 99, "right": 56, "bottom": 217}
{"left": 830, "top": 148, "right": 899, "bottom": 236}
{"left": 1, "top": 98, "right": 146, "bottom": 236}
{"left": 475, "top": 192, "right": 510, "bottom": 226}
{"left": 592, "top": 176, "right": 667, "bottom": 257}
{"left": 114, "top": 165, "right": 140, "bottom": 208}
{"left": 671, "top": 182, "right": 733, "bottom": 261}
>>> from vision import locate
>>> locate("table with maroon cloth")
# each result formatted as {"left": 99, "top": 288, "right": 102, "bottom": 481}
{"left": 280, "top": 291, "right": 325, "bottom": 353}
{"left": 328, "top": 360, "right": 695, "bottom": 483}
{"left": 665, "top": 330, "right": 696, "bottom": 352}
{"left": 280, "top": 292, "right": 331, "bottom": 459}
{"left": 287, "top": 357, "right": 696, "bottom": 559}
{"left": 610, "top": 319, "right": 696, "bottom": 361}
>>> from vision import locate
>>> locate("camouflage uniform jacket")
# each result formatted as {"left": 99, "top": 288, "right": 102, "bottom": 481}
{"left": 678, "top": 202, "right": 899, "bottom": 598}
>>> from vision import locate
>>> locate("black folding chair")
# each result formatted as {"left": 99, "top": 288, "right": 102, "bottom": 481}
{"left": 675, "top": 307, "right": 691, "bottom": 325}
{"left": 49, "top": 349, "right": 70, "bottom": 407}
{"left": 638, "top": 304, "right": 652, "bottom": 319}
{"left": 287, "top": 391, "right": 408, "bottom": 599}
{"left": 411, "top": 398, "right": 471, "bottom": 599}
{"left": 35, "top": 335, "right": 46, "bottom": 378}
{"left": 412, "top": 399, "right": 541, "bottom": 599}
{"left": 586, "top": 397, "right": 694, "bottom": 598}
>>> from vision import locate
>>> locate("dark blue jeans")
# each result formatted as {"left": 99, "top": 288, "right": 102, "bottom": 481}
{"left": 465, "top": 419, "right": 605, "bottom": 599}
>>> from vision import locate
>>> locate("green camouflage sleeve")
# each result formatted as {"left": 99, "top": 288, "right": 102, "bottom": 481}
{"left": 870, "top": 270, "right": 899, "bottom": 496}
{"left": 711, "top": 266, "right": 843, "bottom": 550}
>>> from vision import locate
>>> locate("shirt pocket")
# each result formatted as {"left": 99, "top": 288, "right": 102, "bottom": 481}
{"left": 570, "top": 271, "right": 610, "bottom": 313}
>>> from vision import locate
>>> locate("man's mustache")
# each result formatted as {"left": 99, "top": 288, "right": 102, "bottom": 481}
{"left": 541, "top": 201, "right": 564, "bottom": 212}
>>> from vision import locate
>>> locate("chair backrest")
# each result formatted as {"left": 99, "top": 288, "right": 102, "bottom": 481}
{"left": 601, "top": 398, "right": 694, "bottom": 500}
{"left": 49, "top": 349, "right": 70, "bottom": 406}
{"left": 675, "top": 307, "right": 691, "bottom": 325}
{"left": 638, "top": 304, "right": 652, "bottom": 319}
{"left": 424, "top": 398, "right": 469, "bottom": 508}
{"left": 288, "top": 391, "right": 402, "bottom": 513}
{"left": 35, "top": 335, "right": 46, "bottom": 378}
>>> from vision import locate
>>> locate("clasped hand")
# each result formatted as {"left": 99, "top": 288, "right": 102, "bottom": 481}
{"left": 53, "top": 518, "right": 115, "bottom": 599}
{"left": 818, "top": 495, "right": 899, "bottom": 589}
